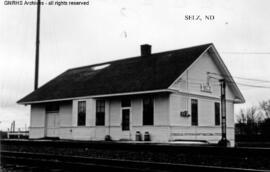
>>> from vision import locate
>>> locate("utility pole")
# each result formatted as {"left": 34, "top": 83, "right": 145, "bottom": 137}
{"left": 34, "top": 0, "right": 41, "bottom": 90}
{"left": 218, "top": 79, "right": 230, "bottom": 147}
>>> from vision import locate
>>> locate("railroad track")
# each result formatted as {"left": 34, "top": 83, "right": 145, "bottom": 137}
{"left": 1, "top": 151, "right": 269, "bottom": 172}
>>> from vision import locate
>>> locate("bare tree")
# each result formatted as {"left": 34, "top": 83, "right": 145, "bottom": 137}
{"left": 237, "top": 106, "right": 260, "bottom": 124}
{"left": 236, "top": 106, "right": 262, "bottom": 136}
{"left": 237, "top": 109, "right": 247, "bottom": 124}
{"left": 236, "top": 100, "right": 270, "bottom": 141}
{"left": 259, "top": 100, "right": 270, "bottom": 118}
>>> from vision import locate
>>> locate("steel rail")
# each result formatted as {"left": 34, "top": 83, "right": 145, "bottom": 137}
{"left": 1, "top": 151, "right": 269, "bottom": 172}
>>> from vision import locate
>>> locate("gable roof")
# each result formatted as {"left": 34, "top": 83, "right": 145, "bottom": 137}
{"left": 18, "top": 43, "right": 228, "bottom": 104}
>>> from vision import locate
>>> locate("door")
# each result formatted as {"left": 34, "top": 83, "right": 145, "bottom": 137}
{"left": 122, "top": 109, "right": 130, "bottom": 131}
{"left": 45, "top": 112, "right": 59, "bottom": 137}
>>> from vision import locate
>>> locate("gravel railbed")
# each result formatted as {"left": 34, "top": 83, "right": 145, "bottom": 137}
{"left": 1, "top": 140, "right": 270, "bottom": 170}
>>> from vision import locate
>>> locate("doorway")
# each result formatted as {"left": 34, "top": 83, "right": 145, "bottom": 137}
{"left": 45, "top": 112, "right": 59, "bottom": 138}
{"left": 121, "top": 98, "right": 131, "bottom": 140}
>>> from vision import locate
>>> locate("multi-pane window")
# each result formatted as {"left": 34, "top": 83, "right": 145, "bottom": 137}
{"left": 77, "top": 101, "right": 86, "bottom": 126}
{"left": 143, "top": 97, "right": 154, "bottom": 125}
{"left": 96, "top": 100, "right": 105, "bottom": 126}
{"left": 191, "top": 99, "right": 198, "bottom": 126}
{"left": 215, "top": 102, "right": 221, "bottom": 126}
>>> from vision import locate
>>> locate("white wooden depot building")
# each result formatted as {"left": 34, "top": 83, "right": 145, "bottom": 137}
{"left": 18, "top": 43, "right": 245, "bottom": 146}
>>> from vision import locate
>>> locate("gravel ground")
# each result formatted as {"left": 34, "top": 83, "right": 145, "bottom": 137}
{"left": 1, "top": 140, "right": 270, "bottom": 170}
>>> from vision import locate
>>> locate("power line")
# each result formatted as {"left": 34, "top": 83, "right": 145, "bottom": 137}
{"left": 214, "top": 80, "right": 270, "bottom": 89}
{"left": 208, "top": 72, "right": 270, "bottom": 83}
{"left": 236, "top": 78, "right": 270, "bottom": 83}
{"left": 180, "top": 72, "right": 270, "bottom": 89}
{"left": 236, "top": 83, "right": 270, "bottom": 89}
{"left": 182, "top": 78, "right": 270, "bottom": 90}
{"left": 221, "top": 52, "right": 270, "bottom": 55}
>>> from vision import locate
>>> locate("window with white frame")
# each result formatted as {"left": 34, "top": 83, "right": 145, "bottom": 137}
{"left": 191, "top": 99, "right": 198, "bottom": 126}
{"left": 77, "top": 101, "right": 86, "bottom": 126}
{"left": 143, "top": 96, "right": 154, "bottom": 125}
{"left": 215, "top": 102, "right": 221, "bottom": 126}
{"left": 96, "top": 100, "right": 105, "bottom": 126}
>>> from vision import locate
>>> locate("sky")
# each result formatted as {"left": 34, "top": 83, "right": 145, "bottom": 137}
{"left": 1, "top": 0, "right": 270, "bottom": 131}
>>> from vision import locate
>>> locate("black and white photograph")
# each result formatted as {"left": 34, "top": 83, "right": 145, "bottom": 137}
{"left": 1, "top": 0, "right": 270, "bottom": 171}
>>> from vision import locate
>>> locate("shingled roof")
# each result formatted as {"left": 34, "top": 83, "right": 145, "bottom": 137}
{"left": 18, "top": 43, "right": 213, "bottom": 104}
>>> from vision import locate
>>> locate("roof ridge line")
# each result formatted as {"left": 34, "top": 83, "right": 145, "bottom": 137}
{"left": 67, "top": 43, "right": 213, "bottom": 72}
